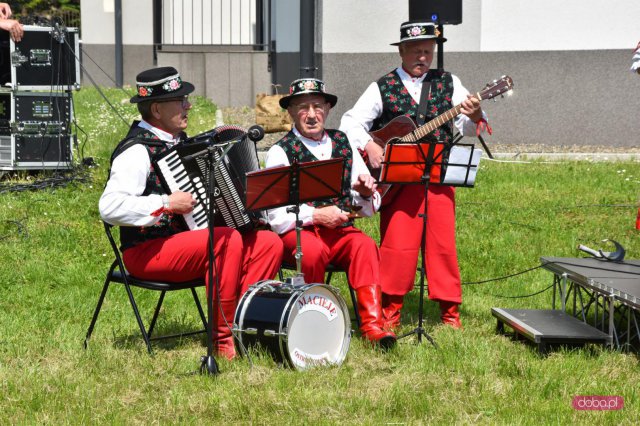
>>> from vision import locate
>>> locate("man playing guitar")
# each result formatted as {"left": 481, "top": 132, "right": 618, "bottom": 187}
{"left": 340, "top": 21, "right": 490, "bottom": 329}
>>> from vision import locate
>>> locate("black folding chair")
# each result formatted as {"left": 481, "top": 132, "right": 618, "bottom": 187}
{"left": 278, "top": 262, "right": 361, "bottom": 328}
{"left": 84, "top": 222, "right": 208, "bottom": 354}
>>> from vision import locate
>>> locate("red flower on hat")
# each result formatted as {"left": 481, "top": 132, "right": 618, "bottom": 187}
{"left": 138, "top": 86, "right": 150, "bottom": 97}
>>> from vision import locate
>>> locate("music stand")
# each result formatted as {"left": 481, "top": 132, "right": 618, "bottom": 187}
{"left": 245, "top": 157, "right": 345, "bottom": 283}
{"left": 378, "top": 138, "right": 481, "bottom": 346}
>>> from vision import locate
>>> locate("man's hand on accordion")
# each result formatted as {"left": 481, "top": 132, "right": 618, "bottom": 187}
{"left": 168, "top": 191, "right": 197, "bottom": 214}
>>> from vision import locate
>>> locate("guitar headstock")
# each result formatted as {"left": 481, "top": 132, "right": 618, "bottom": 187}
{"left": 478, "top": 75, "right": 514, "bottom": 101}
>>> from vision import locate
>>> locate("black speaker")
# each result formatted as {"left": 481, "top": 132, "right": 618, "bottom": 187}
{"left": 409, "top": 0, "right": 463, "bottom": 25}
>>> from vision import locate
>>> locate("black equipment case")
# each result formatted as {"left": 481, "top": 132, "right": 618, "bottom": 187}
{"left": 0, "top": 25, "right": 80, "bottom": 90}
{"left": 0, "top": 90, "right": 74, "bottom": 170}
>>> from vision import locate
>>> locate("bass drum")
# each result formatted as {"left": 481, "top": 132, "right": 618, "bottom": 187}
{"left": 234, "top": 280, "right": 351, "bottom": 370}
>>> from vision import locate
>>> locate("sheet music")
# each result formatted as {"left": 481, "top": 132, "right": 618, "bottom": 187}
{"left": 442, "top": 146, "right": 482, "bottom": 186}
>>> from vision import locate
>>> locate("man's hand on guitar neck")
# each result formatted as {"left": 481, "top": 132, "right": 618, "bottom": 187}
{"left": 459, "top": 94, "right": 483, "bottom": 123}
{"left": 363, "top": 140, "right": 384, "bottom": 169}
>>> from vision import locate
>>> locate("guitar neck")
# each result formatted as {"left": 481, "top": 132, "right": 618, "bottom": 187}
{"left": 400, "top": 91, "right": 481, "bottom": 143}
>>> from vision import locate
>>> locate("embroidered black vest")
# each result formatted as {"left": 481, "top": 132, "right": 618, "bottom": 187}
{"left": 276, "top": 129, "right": 354, "bottom": 216}
{"left": 109, "top": 121, "right": 187, "bottom": 251}
{"left": 373, "top": 69, "right": 454, "bottom": 144}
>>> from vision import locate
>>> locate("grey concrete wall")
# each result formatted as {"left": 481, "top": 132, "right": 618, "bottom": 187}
{"left": 322, "top": 50, "right": 640, "bottom": 148}
{"left": 157, "top": 51, "right": 271, "bottom": 107}
{"left": 80, "top": 44, "right": 155, "bottom": 87}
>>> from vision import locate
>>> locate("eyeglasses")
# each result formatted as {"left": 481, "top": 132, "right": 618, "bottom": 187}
{"left": 155, "top": 95, "right": 190, "bottom": 109}
{"left": 293, "top": 101, "right": 327, "bottom": 113}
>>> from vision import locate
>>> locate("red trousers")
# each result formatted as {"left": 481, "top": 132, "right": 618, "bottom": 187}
{"left": 280, "top": 225, "right": 380, "bottom": 289}
{"left": 122, "top": 228, "right": 283, "bottom": 301}
{"left": 379, "top": 185, "right": 461, "bottom": 303}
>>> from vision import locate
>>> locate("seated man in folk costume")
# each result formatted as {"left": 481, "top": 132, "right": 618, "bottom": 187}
{"left": 100, "top": 66, "right": 283, "bottom": 359}
{"left": 265, "top": 78, "right": 396, "bottom": 348}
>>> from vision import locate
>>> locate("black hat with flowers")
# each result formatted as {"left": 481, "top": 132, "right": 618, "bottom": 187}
{"left": 391, "top": 21, "right": 447, "bottom": 46}
{"left": 279, "top": 78, "right": 338, "bottom": 109}
{"left": 130, "top": 66, "right": 195, "bottom": 103}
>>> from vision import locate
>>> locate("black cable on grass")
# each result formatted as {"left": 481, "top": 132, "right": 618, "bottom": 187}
{"left": 462, "top": 264, "right": 546, "bottom": 285}
{"left": 492, "top": 283, "right": 554, "bottom": 299}
{"left": 463, "top": 259, "right": 640, "bottom": 287}
{"left": 0, "top": 219, "right": 28, "bottom": 241}
{"left": 0, "top": 165, "right": 92, "bottom": 194}
{"left": 464, "top": 259, "right": 640, "bottom": 299}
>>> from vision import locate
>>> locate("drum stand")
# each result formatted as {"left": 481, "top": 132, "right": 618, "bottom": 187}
{"left": 244, "top": 157, "right": 346, "bottom": 288}
{"left": 183, "top": 137, "right": 240, "bottom": 375}
{"left": 285, "top": 204, "right": 306, "bottom": 286}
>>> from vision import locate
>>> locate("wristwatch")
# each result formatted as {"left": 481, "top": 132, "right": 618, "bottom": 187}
{"left": 161, "top": 194, "right": 171, "bottom": 211}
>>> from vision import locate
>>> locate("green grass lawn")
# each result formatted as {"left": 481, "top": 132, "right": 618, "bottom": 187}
{"left": 0, "top": 88, "right": 639, "bottom": 423}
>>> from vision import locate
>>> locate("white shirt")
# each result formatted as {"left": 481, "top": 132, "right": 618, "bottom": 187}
{"left": 265, "top": 127, "right": 381, "bottom": 234}
{"left": 631, "top": 42, "right": 640, "bottom": 73}
{"left": 99, "top": 120, "right": 180, "bottom": 227}
{"left": 339, "top": 67, "right": 487, "bottom": 150}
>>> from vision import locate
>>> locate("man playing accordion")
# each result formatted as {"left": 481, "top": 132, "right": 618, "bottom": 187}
{"left": 99, "top": 66, "right": 283, "bottom": 359}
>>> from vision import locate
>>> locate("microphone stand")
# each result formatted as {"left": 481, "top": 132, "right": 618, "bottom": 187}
{"left": 182, "top": 140, "right": 238, "bottom": 376}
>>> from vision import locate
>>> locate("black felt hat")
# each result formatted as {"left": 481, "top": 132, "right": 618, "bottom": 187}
{"left": 130, "top": 66, "right": 195, "bottom": 103}
{"left": 279, "top": 78, "right": 338, "bottom": 109}
{"left": 391, "top": 21, "right": 447, "bottom": 46}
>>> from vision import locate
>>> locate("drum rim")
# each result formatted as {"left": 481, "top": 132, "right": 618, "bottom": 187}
{"left": 234, "top": 279, "right": 283, "bottom": 354}
{"left": 284, "top": 283, "right": 351, "bottom": 370}
{"left": 234, "top": 280, "right": 352, "bottom": 370}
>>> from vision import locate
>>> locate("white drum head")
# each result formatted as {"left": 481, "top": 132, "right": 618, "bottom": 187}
{"left": 285, "top": 284, "right": 351, "bottom": 370}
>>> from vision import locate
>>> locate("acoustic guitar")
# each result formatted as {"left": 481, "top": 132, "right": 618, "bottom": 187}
{"left": 364, "top": 75, "right": 514, "bottom": 177}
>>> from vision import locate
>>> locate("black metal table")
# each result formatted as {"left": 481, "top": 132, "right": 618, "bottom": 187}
{"left": 540, "top": 257, "right": 640, "bottom": 351}
{"left": 492, "top": 257, "right": 640, "bottom": 353}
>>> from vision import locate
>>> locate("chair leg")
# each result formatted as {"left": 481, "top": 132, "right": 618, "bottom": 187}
{"left": 349, "top": 285, "right": 361, "bottom": 328}
{"left": 84, "top": 274, "right": 113, "bottom": 349}
{"left": 326, "top": 271, "right": 333, "bottom": 283}
{"left": 278, "top": 268, "right": 284, "bottom": 282}
{"left": 325, "top": 269, "right": 361, "bottom": 329}
{"left": 122, "top": 282, "right": 153, "bottom": 354}
{"left": 147, "top": 290, "right": 167, "bottom": 339}
{"left": 191, "top": 287, "right": 208, "bottom": 332}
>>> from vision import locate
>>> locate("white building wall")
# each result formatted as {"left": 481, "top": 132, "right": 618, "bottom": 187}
{"left": 80, "top": 0, "right": 153, "bottom": 45}
{"left": 320, "top": 0, "right": 640, "bottom": 53}
{"left": 481, "top": 0, "right": 640, "bottom": 51}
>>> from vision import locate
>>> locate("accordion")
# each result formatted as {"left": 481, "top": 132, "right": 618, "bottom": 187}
{"left": 153, "top": 126, "right": 267, "bottom": 233}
